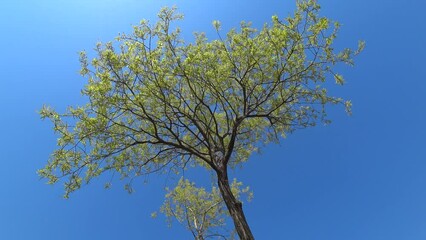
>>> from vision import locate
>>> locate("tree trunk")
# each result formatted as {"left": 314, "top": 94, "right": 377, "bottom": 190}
{"left": 216, "top": 167, "right": 254, "bottom": 240}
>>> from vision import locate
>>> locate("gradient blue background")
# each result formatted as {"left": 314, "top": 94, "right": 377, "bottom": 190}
{"left": 1, "top": 0, "right": 425, "bottom": 239}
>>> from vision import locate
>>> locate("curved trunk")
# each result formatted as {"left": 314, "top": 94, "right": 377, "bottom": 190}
{"left": 216, "top": 167, "right": 254, "bottom": 240}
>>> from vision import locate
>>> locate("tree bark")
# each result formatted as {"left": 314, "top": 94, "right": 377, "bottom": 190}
{"left": 195, "top": 235, "right": 204, "bottom": 240}
{"left": 216, "top": 167, "right": 254, "bottom": 240}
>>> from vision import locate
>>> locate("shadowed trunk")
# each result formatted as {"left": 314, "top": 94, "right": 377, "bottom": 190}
{"left": 216, "top": 167, "right": 254, "bottom": 240}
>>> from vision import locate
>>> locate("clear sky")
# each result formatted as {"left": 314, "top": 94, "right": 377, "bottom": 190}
{"left": 1, "top": 0, "right": 425, "bottom": 239}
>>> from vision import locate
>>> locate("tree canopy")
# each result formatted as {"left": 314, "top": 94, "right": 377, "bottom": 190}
{"left": 39, "top": 1, "right": 363, "bottom": 239}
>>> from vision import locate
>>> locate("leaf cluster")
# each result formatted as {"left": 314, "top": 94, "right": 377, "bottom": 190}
{"left": 159, "top": 177, "right": 252, "bottom": 239}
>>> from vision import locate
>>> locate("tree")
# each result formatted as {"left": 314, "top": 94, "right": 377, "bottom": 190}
{"left": 39, "top": 0, "right": 363, "bottom": 239}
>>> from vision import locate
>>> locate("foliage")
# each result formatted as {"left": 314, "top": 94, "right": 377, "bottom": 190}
{"left": 39, "top": 0, "right": 363, "bottom": 238}
{"left": 159, "top": 178, "right": 251, "bottom": 239}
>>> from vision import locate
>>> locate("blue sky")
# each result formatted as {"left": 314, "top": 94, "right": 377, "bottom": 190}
{"left": 1, "top": 0, "right": 425, "bottom": 239}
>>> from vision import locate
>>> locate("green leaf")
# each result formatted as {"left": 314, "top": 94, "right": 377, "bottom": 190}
{"left": 334, "top": 73, "right": 345, "bottom": 85}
